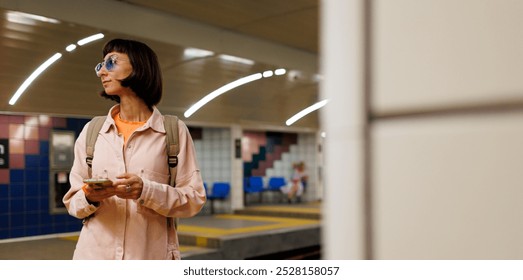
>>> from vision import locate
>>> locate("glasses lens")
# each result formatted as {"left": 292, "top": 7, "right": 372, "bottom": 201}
{"left": 105, "top": 57, "right": 116, "bottom": 71}
{"left": 94, "top": 56, "right": 119, "bottom": 76}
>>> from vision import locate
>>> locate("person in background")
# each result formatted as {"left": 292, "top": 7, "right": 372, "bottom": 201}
{"left": 282, "top": 161, "right": 308, "bottom": 203}
{"left": 63, "top": 38, "right": 206, "bottom": 260}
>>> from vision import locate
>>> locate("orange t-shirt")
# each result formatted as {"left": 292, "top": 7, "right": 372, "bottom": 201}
{"left": 114, "top": 114, "right": 146, "bottom": 145}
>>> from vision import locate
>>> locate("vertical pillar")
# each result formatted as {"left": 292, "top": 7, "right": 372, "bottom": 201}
{"left": 320, "top": 0, "right": 369, "bottom": 259}
{"left": 230, "top": 125, "right": 244, "bottom": 211}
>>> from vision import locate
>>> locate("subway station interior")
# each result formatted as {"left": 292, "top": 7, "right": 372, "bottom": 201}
{"left": 0, "top": 0, "right": 522, "bottom": 260}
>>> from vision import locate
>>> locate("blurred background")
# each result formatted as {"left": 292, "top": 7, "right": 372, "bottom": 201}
{"left": 0, "top": 0, "right": 521, "bottom": 259}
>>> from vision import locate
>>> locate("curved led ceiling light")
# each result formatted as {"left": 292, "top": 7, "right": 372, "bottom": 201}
{"left": 77, "top": 33, "right": 104, "bottom": 46}
{"left": 285, "top": 99, "right": 329, "bottom": 126}
{"left": 8, "top": 33, "right": 104, "bottom": 105}
{"left": 9, "top": 53, "right": 62, "bottom": 105}
{"left": 184, "top": 68, "right": 287, "bottom": 118}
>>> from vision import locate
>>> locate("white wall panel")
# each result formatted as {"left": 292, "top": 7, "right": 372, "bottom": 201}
{"left": 372, "top": 112, "right": 523, "bottom": 259}
{"left": 373, "top": 0, "right": 523, "bottom": 113}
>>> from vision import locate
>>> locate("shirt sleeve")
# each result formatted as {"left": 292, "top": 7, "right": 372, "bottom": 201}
{"left": 138, "top": 120, "right": 206, "bottom": 218}
{"left": 63, "top": 122, "right": 99, "bottom": 219}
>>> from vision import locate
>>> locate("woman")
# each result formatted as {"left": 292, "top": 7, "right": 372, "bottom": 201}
{"left": 281, "top": 161, "right": 308, "bottom": 203}
{"left": 63, "top": 38, "right": 206, "bottom": 259}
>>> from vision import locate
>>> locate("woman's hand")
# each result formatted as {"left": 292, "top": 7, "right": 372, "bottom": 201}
{"left": 114, "top": 173, "right": 144, "bottom": 199}
{"left": 82, "top": 184, "right": 116, "bottom": 204}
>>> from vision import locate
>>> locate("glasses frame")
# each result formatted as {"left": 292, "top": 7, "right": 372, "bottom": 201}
{"left": 95, "top": 55, "right": 126, "bottom": 77}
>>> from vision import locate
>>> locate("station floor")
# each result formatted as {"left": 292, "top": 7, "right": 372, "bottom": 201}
{"left": 0, "top": 201, "right": 321, "bottom": 260}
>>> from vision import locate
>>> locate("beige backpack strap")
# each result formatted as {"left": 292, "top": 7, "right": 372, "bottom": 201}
{"left": 163, "top": 115, "right": 180, "bottom": 229}
{"left": 85, "top": 116, "right": 106, "bottom": 178}
{"left": 164, "top": 115, "right": 179, "bottom": 187}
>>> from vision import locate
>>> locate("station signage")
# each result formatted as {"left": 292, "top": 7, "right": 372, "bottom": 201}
{"left": 0, "top": 139, "right": 8, "bottom": 169}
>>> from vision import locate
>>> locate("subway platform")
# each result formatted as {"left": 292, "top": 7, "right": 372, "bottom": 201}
{"left": 0, "top": 202, "right": 321, "bottom": 260}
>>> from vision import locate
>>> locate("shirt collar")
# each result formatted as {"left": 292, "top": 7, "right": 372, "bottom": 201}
{"left": 100, "top": 104, "right": 165, "bottom": 134}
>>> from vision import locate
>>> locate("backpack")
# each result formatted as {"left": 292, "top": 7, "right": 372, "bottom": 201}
{"left": 84, "top": 114, "right": 180, "bottom": 228}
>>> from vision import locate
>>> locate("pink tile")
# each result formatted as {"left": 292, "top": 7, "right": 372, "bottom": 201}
{"left": 8, "top": 115, "right": 24, "bottom": 124}
{"left": 25, "top": 140, "right": 39, "bottom": 155}
{"left": 0, "top": 169, "right": 9, "bottom": 184}
{"left": 25, "top": 116, "right": 39, "bottom": 126}
{"left": 0, "top": 124, "right": 8, "bottom": 138}
{"left": 256, "top": 133, "right": 267, "bottom": 146}
{"left": 9, "top": 124, "right": 25, "bottom": 139}
{"left": 52, "top": 117, "right": 67, "bottom": 128}
{"left": 9, "top": 139, "right": 24, "bottom": 154}
{"left": 24, "top": 125, "right": 39, "bottom": 140}
{"left": 10, "top": 154, "right": 25, "bottom": 168}
{"left": 39, "top": 127, "right": 50, "bottom": 140}
{"left": 0, "top": 115, "right": 9, "bottom": 124}
{"left": 39, "top": 115, "right": 52, "bottom": 127}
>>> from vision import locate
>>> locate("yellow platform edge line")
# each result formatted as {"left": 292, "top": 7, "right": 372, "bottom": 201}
{"left": 243, "top": 206, "right": 320, "bottom": 214}
{"left": 215, "top": 214, "right": 317, "bottom": 223}
{"left": 178, "top": 218, "right": 318, "bottom": 237}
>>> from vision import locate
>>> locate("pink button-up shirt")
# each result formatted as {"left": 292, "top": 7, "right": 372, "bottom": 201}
{"left": 63, "top": 105, "right": 206, "bottom": 259}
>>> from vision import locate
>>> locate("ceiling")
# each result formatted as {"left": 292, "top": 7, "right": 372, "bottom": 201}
{"left": 0, "top": 0, "right": 320, "bottom": 131}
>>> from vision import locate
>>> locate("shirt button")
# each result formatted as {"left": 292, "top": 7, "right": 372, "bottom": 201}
{"left": 139, "top": 199, "right": 145, "bottom": 205}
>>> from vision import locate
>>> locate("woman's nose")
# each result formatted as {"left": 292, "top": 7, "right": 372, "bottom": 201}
{"left": 96, "top": 66, "right": 108, "bottom": 77}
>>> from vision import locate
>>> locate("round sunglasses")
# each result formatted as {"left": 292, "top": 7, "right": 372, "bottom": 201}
{"left": 94, "top": 55, "right": 126, "bottom": 77}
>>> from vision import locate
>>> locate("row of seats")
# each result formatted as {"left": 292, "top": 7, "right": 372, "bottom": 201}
{"left": 244, "top": 176, "right": 287, "bottom": 204}
{"left": 203, "top": 176, "right": 289, "bottom": 214}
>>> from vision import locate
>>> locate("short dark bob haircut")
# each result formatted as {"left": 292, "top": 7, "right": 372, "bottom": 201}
{"left": 99, "top": 38, "right": 162, "bottom": 109}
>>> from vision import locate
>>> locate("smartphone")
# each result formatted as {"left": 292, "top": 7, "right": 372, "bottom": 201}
{"left": 83, "top": 178, "right": 113, "bottom": 190}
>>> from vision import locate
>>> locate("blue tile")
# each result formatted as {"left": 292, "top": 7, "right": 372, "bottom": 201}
{"left": 40, "top": 181, "right": 50, "bottom": 195}
{"left": 25, "top": 155, "right": 40, "bottom": 168}
{"left": 10, "top": 170, "right": 24, "bottom": 183}
{"left": 0, "top": 199, "right": 8, "bottom": 213}
{"left": 39, "top": 156, "right": 50, "bottom": 168}
{"left": 9, "top": 184, "right": 24, "bottom": 198}
{"left": 67, "top": 118, "right": 89, "bottom": 134}
{"left": 10, "top": 228, "right": 24, "bottom": 238}
{"left": 25, "top": 227, "right": 41, "bottom": 237}
{"left": 66, "top": 223, "right": 82, "bottom": 232}
{"left": 39, "top": 171, "right": 50, "bottom": 183}
{"left": 24, "top": 168, "right": 39, "bottom": 183}
{"left": 0, "top": 185, "right": 7, "bottom": 197}
{"left": 0, "top": 214, "right": 8, "bottom": 228}
{"left": 39, "top": 141, "right": 49, "bottom": 155}
{"left": 53, "top": 214, "right": 68, "bottom": 223}
{"left": 25, "top": 213, "right": 39, "bottom": 225}
{"left": 25, "top": 198, "right": 39, "bottom": 212}
{"left": 54, "top": 224, "right": 67, "bottom": 232}
{"left": 11, "top": 213, "right": 24, "bottom": 227}
{"left": 40, "top": 213, "right": 52, "bottom": 224}
{"left": 65, "top": 215, "right": 78, "bottom": 223}
{"left": 25, "top": 183, "right": 39, "bottom": 197}
{"left": 0, "top": 230, "right": 9, "bottom": 239}
{"left": 10, "top": 199, "right": 24, "bottom": 214}
{"left": 40, "top": 197, "right": 49, "bottom": 210}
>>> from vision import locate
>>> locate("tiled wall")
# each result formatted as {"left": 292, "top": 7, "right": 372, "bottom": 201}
{"left": 0, "top": 114, "right": 88, "bottom": 239}
{"left": 0, "top": 114, "right": 318, "bottom": 240}
{"left": 266, "top": 133, "right": 318, "bottom": 201}
{"left": 194, "top": 127, "right": 232, "bottom": 191}
{"left": 242, "top": 131, "right": 318, "bottom": 201}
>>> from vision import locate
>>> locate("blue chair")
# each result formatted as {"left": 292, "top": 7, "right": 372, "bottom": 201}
{"left": 268, "top": 177, "right": 286, "bottom": 191}
{"left": 248, "top": 176, "right": 265, "bottom": 191}
{"left": 244, "top": 176, "right": 264, "bottom": 205}
{"left": 266, "top": 176, "right": 286, "bottom": 203}
{"left": 207, "top": 182, "right": 230, "bottom": 214}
